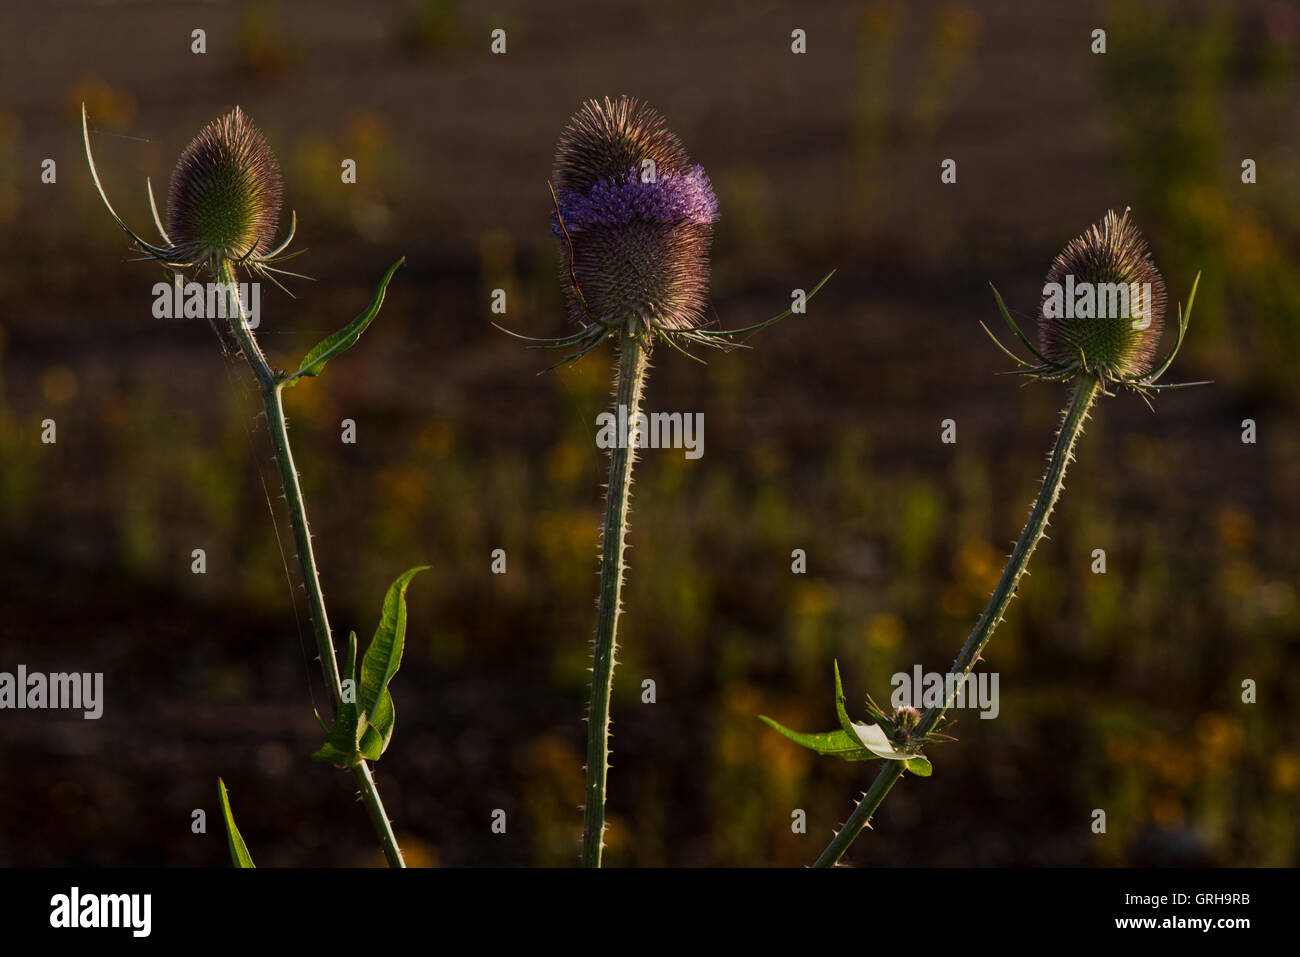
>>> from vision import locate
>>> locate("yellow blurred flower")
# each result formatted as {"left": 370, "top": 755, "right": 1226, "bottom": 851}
{"left": 545, "top": 440, "right": 585, "bottom": 484}
{"left": 1272, "top": 752, "right": 1300, "bottom": 793}
{"left": 864, "top": 612, "right": 904, "bottom": 651}
{"left": 791, "top": 579, "right": 835, "bottom": 619}
{"left": 1229, "top": 214, "right": 1273, "bottom": 273}
{"left": 1195, "top": 712, "right": 1244, "bottom": 773}
{"left": 1215, "top": 504, "right": 1254, "bottom": 552}
{"left": 536, "top": 509, "right": 597, "bottom": 570}
{"left": 391, "top": 837, "right": 438, "bottom": 868}
{"left": 1140, "top": 731, "right": 1195, "bottom": 789}
{"left": 942, "top": 538, "right": 1001, "bottom": 614}
{"left": 957, "top": 538, "right": 1001, "bottom": 591}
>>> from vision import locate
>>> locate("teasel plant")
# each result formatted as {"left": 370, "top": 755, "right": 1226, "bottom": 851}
{"left": 497, "top": 95, "right": 832, "bottom": 866}
{"left": 764, "top": 208, "right": 1206, "bottom": 867}
{"left": 84, "top": 105, "right": 424, "bottom": 868}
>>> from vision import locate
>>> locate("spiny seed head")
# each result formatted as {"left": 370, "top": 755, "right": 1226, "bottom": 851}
{"left": 554, "top": 95, "right": 691, "bottom": 193}
{"left": 893, "top": 706, "right": 921, "bottom": 730}
{"left": 167, "top": 107, "right": 282, "bottom": 265}
{"left": 889, "top": 706, "right": 922, "bottom": 746}
{"left": 552, "top": 95, "right": 718, "bottom": 333}
{"left": 1039, "top": 209, "right": 1167, "bottom": 378}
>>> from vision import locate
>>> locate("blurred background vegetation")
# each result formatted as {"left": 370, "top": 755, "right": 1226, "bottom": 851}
{"left": 0, "top": 0, "right": 1296, "bottom": 866}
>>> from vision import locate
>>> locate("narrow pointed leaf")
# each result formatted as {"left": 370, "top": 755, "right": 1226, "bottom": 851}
{"left": 1143, "top": 379, "right": 1213, "bottom": 391}
{"left": 146, "top": 176, "right": 171, "bottom": 245}
{"left": 262, "top": 209, "right": 298, "bottom": 261}
{"left": 357, "top": 566, "right": 428, "bottom": 759}
{"left": 217, "top": 779, "right": 255, "bottom": 868}
{"left": 833, "top": 660, "right": 856, "bottom": 738}
{"left": 990, "top": 283, "right": 1054, "bottom": 367}
{"left": 82, "top": 105, "right": 174, "bottom": 260}
{"left": 1143, "top": 271, "right": 1200, "bottom": 384}
{"left": 759, "top": 716, "right": 881, "bottom": 761}
{"left": 347, "top": 628, "right": 359, "bottom": 684}
{"left": 492, "top": 321, "right": 599, "bottom": 347}
{"left": 693, "top": 270, "right": 835, "bottom": 338}
{"left": 284, "top": 258, "right": 404, "bottom": 385}
{"left": 979, "top": 320, "right": 1035, "bottom": 368}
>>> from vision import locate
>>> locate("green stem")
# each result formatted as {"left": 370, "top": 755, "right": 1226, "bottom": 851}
{"left": 351, "top": 761, "right": 404, "bottom": 868}
{"left": 218, "top": 259, "right": 406, "bottom": 869}
{"left": 814, "top": 375, "right": 1101, "bottom": 868}
{"left": 582, "top": 330, "right": 650, "bottom": 868}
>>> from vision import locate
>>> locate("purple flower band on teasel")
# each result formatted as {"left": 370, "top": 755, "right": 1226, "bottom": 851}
{"left": 552, "top": 165, "right": 719, "bottom": 236}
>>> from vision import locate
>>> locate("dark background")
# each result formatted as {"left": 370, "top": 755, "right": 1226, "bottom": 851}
{"left": 0, "top": 0, "right": 1296, "bottom": 867}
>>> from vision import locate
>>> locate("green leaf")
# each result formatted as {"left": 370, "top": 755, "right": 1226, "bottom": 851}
{"left": 357, "top": 566, "right": 428, "bottom": 760}
{"left": 284, "top": 258, "right": 404, "bottom": 386}
{"left": 759, "top": 716, "right": 882, "bottom": 761}
{"left": 343, "top": 627, "right": 358, "bottom": 689}
{"left": 311, "top": 630, "right": 367, "bottom": 766}
{"left": 358, "top": 690, "right": 394, "bottom": 761}
{"left": 217, "top": 778, "right": 255, "bottom": 868}
{"left": 905, "top": 756, "right": 933, "bottom": 777}
{"left": 311, "top": 567, "right": 426, "bottom": 767}
{"left": 311, "top": 737, "right": 360, "bottom": 766}
{"left": 833, "top": 659, "right": 856, "bottom": 738}
{"left": 990, "top": 282, "right": 1054, "bottom": 367}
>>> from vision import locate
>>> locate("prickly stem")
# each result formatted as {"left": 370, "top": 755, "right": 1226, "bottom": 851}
{"left": 814, "top": 375, "right": 1101, "bottom": 867}
{"left": 218, "top": 257, "right": 406, "bottom": 869}
{"left": 582, "top": 330, "right": 650, "bottom": 867}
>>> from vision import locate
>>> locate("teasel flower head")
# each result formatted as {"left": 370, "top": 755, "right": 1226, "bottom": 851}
{"left": 552, "top": 95, "right": 717, "bottom": 335}
{"left": 1038, "top": 208, "right": 1166, "bottom": 380}
{"left": 761, "top": 661, "right": 949, "bottom": 773}
{"left": 83, "top": 104, "right": 303, "bottom": 290}
{"left": 861, "top": 694, "right": 952, "bottom": 752}
{"left": 167, "top": 107, "right": 283, "bottom": 267}
{"left": 497, "top": 95, "right": 832, "bottom": 369}
{"left": 982, "top": 208, "right": 1207, "bottom": 400}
